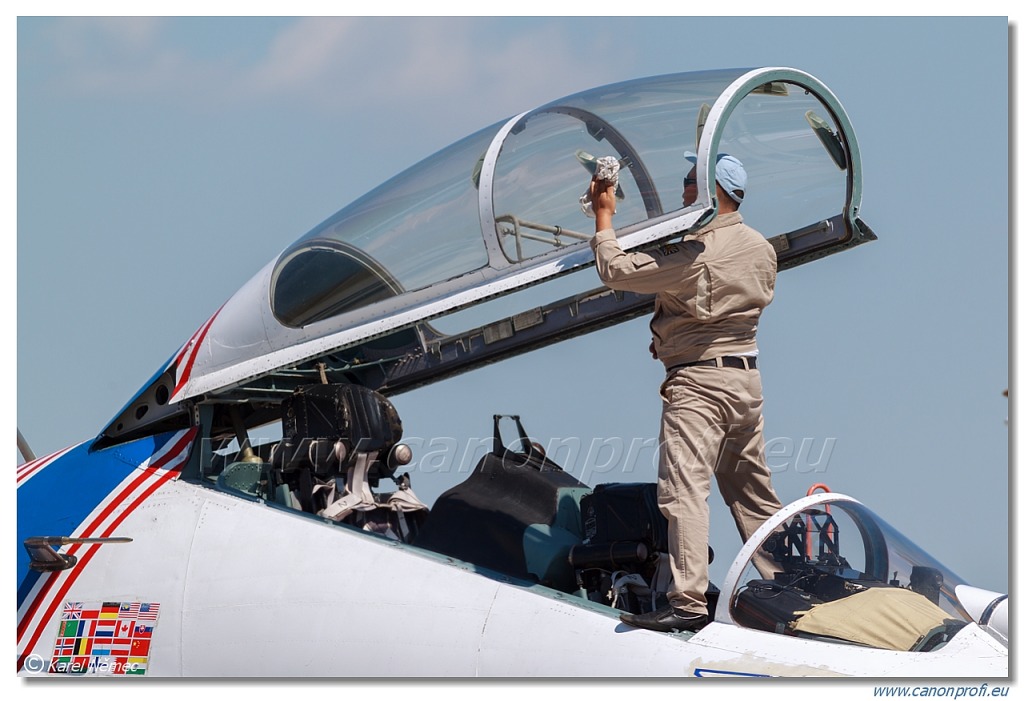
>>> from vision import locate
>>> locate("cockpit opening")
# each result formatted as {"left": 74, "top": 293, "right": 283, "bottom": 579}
{"left": 201, "top": 386, "right": 975, "bottom": 654}
{"left": 203, "top": 391, "right": 692, "bottom": 616}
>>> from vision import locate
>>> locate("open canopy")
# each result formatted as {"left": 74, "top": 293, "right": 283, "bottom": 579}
{"left": 99, "top": 66, "right": 875, "bottom": 448}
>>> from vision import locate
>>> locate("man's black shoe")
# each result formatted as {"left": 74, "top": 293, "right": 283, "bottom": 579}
{"left": 619, "top": 606, "right": 708, "bottom": 633}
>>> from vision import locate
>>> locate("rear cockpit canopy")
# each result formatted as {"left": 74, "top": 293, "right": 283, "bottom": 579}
{"left": 98, "top": 67, "right": 874, "bottom": 448}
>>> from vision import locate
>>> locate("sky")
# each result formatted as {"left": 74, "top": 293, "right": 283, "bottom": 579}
{"left": 10, "top": 10, "right": 1015, "bottom": 661}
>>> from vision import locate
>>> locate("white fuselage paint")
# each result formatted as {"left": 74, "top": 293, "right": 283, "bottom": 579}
{"left": 25, "top": 477, "right": 1007, "bottom": 677}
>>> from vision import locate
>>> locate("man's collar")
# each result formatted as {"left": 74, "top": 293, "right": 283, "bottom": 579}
{"left": 694, "top": 210, "right": 743, "bottom": 234}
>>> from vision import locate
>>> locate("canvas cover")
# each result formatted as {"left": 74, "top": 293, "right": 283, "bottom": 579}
{"left": 792, "top": 586, "right": 950, "bottom": 651}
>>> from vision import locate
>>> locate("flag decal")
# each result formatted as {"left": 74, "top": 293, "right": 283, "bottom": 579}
{"left": 49, "top": 601, "right": 161, "bottom": 675}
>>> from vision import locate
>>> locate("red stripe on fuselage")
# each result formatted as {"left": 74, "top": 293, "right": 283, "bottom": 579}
{"left": 171, "top": 306, "right": 223, "bottom": 400}
{"left": 16, "top": 428, "right": 196, "bottom": 670}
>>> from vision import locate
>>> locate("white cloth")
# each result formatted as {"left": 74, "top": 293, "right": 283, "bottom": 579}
{"left": 580, "top": 156, "right": 621, "bottom": 218}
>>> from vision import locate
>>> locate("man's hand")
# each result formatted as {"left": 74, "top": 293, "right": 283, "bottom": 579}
{"left": 590, "top": 176, "right": 617, "bottom": 231}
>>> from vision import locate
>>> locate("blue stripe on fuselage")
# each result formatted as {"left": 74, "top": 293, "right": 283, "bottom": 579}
{"left": 16, "top": 432, "right": 179, "bottom": 607}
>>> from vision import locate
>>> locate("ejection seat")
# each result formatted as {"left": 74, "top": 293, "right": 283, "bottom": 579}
{"left": 262, "top": 383, "right": 428, "bottom": 541}
{"left": 412, "top": 415, "right": 591, "bottom": 592}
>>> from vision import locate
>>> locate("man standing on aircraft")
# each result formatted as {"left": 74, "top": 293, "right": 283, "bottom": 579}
{"left": 587, "top": 153, "right": 782, "bottom": 633}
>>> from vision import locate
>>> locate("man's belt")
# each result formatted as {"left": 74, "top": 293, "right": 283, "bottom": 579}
{"left": 667, "top": 356, "right": 757, "bottom": 372}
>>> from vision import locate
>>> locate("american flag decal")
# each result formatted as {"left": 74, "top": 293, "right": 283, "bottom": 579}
{"left": 49, "top": 601, "right": 161, "bottom": 675}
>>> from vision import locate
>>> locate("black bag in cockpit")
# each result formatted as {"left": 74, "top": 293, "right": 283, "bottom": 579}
{"left": 580, "top": 482, "right": 669, "bottom": 554}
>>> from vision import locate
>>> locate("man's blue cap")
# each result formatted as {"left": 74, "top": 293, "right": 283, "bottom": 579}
{"left": 684, "top": 151, "right": 747, "bottom": 203}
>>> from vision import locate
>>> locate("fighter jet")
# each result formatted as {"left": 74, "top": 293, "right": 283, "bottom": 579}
{"left": 17, "top": 66, "right": 1008, "bottom": 677}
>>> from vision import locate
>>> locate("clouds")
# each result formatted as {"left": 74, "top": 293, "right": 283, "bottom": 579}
{"left": 39, "top": 17, "right": 194, "bottom": 98}
{"left": 241, "top": 17, "right": 359, "bottom": 102}
{"left": 28, "top": 17, "right": 599, "bottom": 127}
{"left": 53, "top": 16, "right": 164, "bottom": 59}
